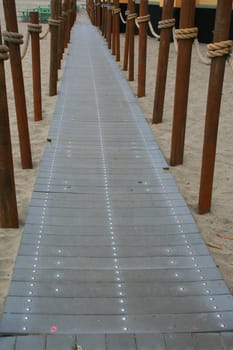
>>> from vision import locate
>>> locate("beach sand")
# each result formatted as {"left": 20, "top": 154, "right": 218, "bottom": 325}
{"left": 0, "top": 3, "right": 233, "bottom": 317}
{"left": 119, "top": 32, "right": 233, "bottom": 293}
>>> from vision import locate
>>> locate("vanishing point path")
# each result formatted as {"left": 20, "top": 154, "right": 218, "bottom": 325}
{"left": 1, "top": 13, "right": 233, "bottom": 349}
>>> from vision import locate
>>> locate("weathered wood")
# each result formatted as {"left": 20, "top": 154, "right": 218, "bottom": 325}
{"left": 123, "top": 3, "right": 130, "bottom": 71}
{"left": 114, "top": 0, "right": 120, "bottom": 61}
{"left": 199, "top": 0, "right": 233, "bottom": 214}
{"left": 107, "top": 5, "right": 112, "bottom": 49}
{"left": 111, "top": 1, "right": 116, "bottom": 55}
{"left": 30, "top": 12, "right": 42, "bottom": 122}
{"left": 57, "top": 0, "right": 63, "bottom": 69}
{"left": 96, "top": 0, "right": 101, "bottom": 28}
{"left": 137, "top": 0, "right": 149, "bottom": 97}
{"left": 101, "top": 0, "right": 106, "bottom": 37}
{"left": 170, "top": 0, "right": 196, "bottom": 165}
{"left": 0, "top": 25, "right": 19, "bottom": 228}
{"left": 152, "top": 0, "right": 174, "bottom": 124}
{"left": 2, "top": 0, "right": 32, "bottom": 169}
{"left": 128, "top": 0, "right": 136, "bottom": 81}
{"left": 49, "top": 0, "right": 60, "bottom": 96}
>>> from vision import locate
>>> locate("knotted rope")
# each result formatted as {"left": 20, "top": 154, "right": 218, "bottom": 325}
{"left": 175, "top": 27, "right": 198, "bottom": 40}
{"left": 136, "top": 14, "right": 150, "bottom": 24}
{"left": 127, "top": 13, "right": 137, "bottom": 21}
{"left": 48, "top": 18, "right": 61, "bottom": 27}
{"left": 38, "top": 25, "right": 50, "bottom": 40}
{"left": 0, "top": 45, "right": 9, "bottom": 61}
{"left": 28, "top": 23, "right": 42, "bottom": 33}
{"left": 21, "top": 23, "right": 43, "bottom": 60}
{"left": 3, "top": 31, "right": 24, "bottom": 45}
{"left": 112, "top": 8, "right": 121, "bottom": 15}
{"left": 120, "top": 11, "right": 127, "bottom": 24}
{"left": 148, "top": 21, "right": 160, "bottom": 39}
{"left": 207, "top": 40, "right": 233, "bottom": 58}
{"left": 158, "top": 18, "right": 175, "bottom": 29}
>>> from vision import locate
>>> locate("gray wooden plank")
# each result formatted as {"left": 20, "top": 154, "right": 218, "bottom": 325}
{"left": 164, "top": 334, "right": 196, "bottom": 350}
{"left": 106, "top": 334, "right": 136, "bottom": 350}
{"left": 46, "top": 335, "right": 75, "bottom": 350}
{"left": 12, "top": 267, "right": 223, "bottom": 283}
{"left": 5, "top": 295, "right": 233, "bottom": 315}
{"left": 15, "top": 335, "right": 46, "bottom": 350}
{"left": 77, "top": 334, "right": 106, "bottom": 350}
{"left": 135, "top": 334, "right": 166, "bottom": 350}
{"left": 193, "top": 333, "right": 225, "bottom": 350}
{"left": 0, "top": 337, "right": 15, "bottom": 350}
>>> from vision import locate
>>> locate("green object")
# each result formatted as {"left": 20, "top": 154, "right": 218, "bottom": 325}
{"left": 17, "top": 6, "right": 51, "bottom": 23}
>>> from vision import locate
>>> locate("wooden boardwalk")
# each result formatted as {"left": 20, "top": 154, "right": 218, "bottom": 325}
{"left": 1, "top": 13, "right": 233, "bottom": 349}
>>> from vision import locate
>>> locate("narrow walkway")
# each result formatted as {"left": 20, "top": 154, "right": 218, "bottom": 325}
{"left": 1, "top": 13, "right": 233, "bottom": 349}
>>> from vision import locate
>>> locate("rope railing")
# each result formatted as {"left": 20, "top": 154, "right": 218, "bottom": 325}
{"left": 119, "top": 11, "right": 126, "bottom": 24}
{"left": 148, "top": 21, "right": 160, "bottom": 39}
{"left": 0, "top": 44, "right": 9, "bottom": 61}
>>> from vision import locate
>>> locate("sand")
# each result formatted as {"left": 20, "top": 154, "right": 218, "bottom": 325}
{"left": 119, "top": 32, "right": 233, "bottom": 293}
{"left": 0, "top": 3, "right": 233, "bottom": 317}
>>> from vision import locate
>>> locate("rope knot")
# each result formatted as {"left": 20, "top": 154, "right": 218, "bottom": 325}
{"left": 175, "top": 27, "right": 198, "bottom": 40}
{"left": 3, "top": 31, "right": 24, "bottom": 45}
{"left": 28, "top": 23, "right": 43, "bottom": 33}
{"left": 127, "top": 12, "right": 137, "bottom": 21}
{"left": 207, "top": 40, "right": 233, "bottom": 58}
{"left": 137, "top": 14, "right": 150, "bottom": 24}
{"left": 113, "top": 8, "right": 121, "bottom": 15}
{"left": 0, "top": 44, "right": 9, "bottom": 60}
{"left": 48, "top": 18, "right": 61, "bottom": 26}
{"left": 158, "top": 18, "right": 175, "bottom": 29}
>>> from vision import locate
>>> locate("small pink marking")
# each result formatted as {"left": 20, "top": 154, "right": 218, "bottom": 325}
{"left": 50, "top": 325, "right": 58, "bottom": 333}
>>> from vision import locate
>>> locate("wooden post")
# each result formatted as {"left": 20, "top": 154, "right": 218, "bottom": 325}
{"left": 0, "top": 25, "right": 19, "bottom": 228}
{"left": 128, "top": 0, "right": 136, "bottom": 81}
{"left": 104, "top": 2, "right": 108, "bottom": 39}
{"left": 58, "top": 0, "right": 63, "bottom": 69}
{"left": 112, "top": 2, "right": 116, "bottom": 55}
{"left": 97, "top": 0, "right": 101, "bottom": 28}
{"left": 65, "top": 0, "right": 72, "bottom": 44}
{"left": 170, "top": 0, "right": 196, "bottom": 165}
{"left": 198, "top": 0, "right": 233, "bottom": 214}
{"left": 114, "top": 0, "right": 120, "bottom": 61}
{"left": 29, "top": 12, "right": 42, "bottom": 122}
{"left": 49, "top": 0, "right": 60, "bottom": 96}
{"left": 3, "top": 0, "right": 32, "bottom": 169}
{"left": 107, "top": 4, "right": 112, "bottom": 49}
{"left": 152, "top": 0, "right": 174, "bottom": 124}
{"left": 101, "top": 0, "right": 106, "bottom": 37}
{"left": 96, "top": 0, "right": 101, "bottom": 28}
{"left": 137, "top": 0, "right": 149, "bottom": 97}
{"left": 123, "top": 3, "right": 130, "bottom": 71}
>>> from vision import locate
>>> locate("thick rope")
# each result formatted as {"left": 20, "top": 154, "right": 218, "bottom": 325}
{"left": 0, "top": 44, "right": 9, "bottom": 61}
{"left": 175, "top": 27, "right": 198, "bottom": 40}
{"left": 40, "top": 25, "right": 50, "bottom": 40}
{"left": 48, "top": 18, "right": 61, "bottom": 27}
{"left": 194, "top": 39, "right": 210, "bottom": 65}
{"left": 148, "top": 21, "right": 160, "bottom": 39}
{"left": 158, "top": 18, "right": 175, "bottom": 29}
{"left": 3, "top": 31, "right": 24, "bottom": 45}
{"left": 207, "top": 40, "right": 233, "bottom": 58}
{"left": 112, "top": 8, "right": 121, "bottom": 15}
{"left": 28, "top": 23, "right": 42, "bottom": 33}
{"left": 21, "top": 30, "right": 30, "bottom": 60}
{"left": 136, "top": 14, "right": 150, "bottom": 24}
{"left": 120, "top": 11, "right": 127, "bottom": 24}
{"left": 127, "top": 13, "right": 137, "bottom": 21}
